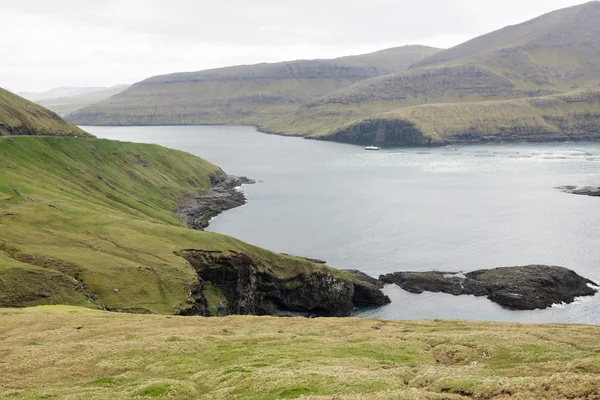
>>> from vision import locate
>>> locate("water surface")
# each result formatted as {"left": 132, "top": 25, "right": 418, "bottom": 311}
{"left": 86, "top": 125, "right": 600, "bottom": 324}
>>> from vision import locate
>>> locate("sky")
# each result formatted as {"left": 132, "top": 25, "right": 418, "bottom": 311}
{"left": 0, "top": 0, "right": 590, "bottom": 93}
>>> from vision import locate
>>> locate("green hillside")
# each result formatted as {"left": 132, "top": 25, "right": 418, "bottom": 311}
{"left": 0, "top": 137, "right": 371, "bottom": 314}
{"left": 314, "top": 84, "right": 600, "bottom": 145}
{"left": 280, "top": 1, "right": 600, "bottom": 140}
{"left": 2, "top": 306, "right": 600, "bottom": 399}
{"left": 0, "top": 88, "right": 90, "bottom": 137}
{"left": 66, "top": 46, "right": 441, "bottom": 128}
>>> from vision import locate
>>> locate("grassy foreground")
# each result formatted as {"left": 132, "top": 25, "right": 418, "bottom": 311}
{"left": 1, "top": 306, "right": 600, "bottom": 399}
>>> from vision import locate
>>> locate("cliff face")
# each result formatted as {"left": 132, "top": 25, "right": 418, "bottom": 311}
{"left": 318, "top": 84, "right": 600, "bottom": 146}
{"left": 66, "top": 46, "right": 441, "bottom": 127}
{"left": 176, "top": 250, "right": 390, "bottom": 317}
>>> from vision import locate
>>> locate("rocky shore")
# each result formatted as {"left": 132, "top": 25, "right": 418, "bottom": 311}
{"left": 176, "top": 175, "right": 255, "bottom": 230}
{"left": 380, "top": 265, "right": 598, "bottom": 310}
{"left": 176, "top": 250, "right": 390, "bottom": 317}
{"left": 556, "top": 185, "right": 600, "bottom": 197}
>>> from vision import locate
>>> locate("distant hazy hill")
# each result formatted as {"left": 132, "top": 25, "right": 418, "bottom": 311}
{"left": 67, "top": 46, "right": 441, "bottom": 126}
{"left": 19, "top": 85, "right": 130, "bottom": 116}
{"left": 0, "top": 87, "right": 91, "bottom": 137}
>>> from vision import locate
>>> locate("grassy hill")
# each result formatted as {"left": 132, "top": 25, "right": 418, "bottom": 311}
{"left": 0, "top": 88, "right": 91, "bottom": 137}
{"left": 314, "top": 84, "right": 600, "bottom": 145}
{"left": 66, "top": 46, "right": 441, "bottom": 128}
{"left": 20, "top": 85, "right": 130, "bottom": 116}
{"left": 0, "top": 136, "right": 378, "bottom": 314}
{"left": 277, "top": 1, "right": 600, "bottom": 140}
{"left": 66, "top": 3, "right": 600, "bottom": 146}
{"left": 2, "top": 305, "right": 600, "bottom": 399}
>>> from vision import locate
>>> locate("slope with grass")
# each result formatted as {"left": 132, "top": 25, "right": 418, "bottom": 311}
{"left": 0, "top": 88, "right": 90, "bottom": 137}
{"left": 315, "top": 84, "right": 600, "bottom": 145}
{"left": 279, "top": 1, "right": 600, "bottom": 139}
{"left": 0, "top": 136, "right": 385, "bottom": 315}
{"left": 66, "top": 46, "right": 441, "bottom": 128}
{"left": 2, "top": 306, "right": 600, "bottom": 399}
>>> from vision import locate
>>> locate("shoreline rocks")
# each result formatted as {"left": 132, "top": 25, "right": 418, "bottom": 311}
{"left": 175, "top": 175, "right": 255, "bottom": 230}
{"left": 176, "top": 250, "right": 390, "bottom": 317}
{"left": 380, "top": 265, "right": 598, "bottom": 310}
{"left": 556, "top": 185, "right": 600, "bottom": 197}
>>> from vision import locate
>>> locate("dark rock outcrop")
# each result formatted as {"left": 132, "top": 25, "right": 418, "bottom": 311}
{"left": 557, "top": 185, "right": 600, "bottom": 197}
{"left": 380, "top": 265, "right": 598, "bottom": 310}
{"left": 343, "top": 269, "right": 384, "bottom": 289}
{"left": 175, "top": 175, "right": 255, "bottom": 230}
{"left": 176, "top": 250, "right": 390, "bottom": 317}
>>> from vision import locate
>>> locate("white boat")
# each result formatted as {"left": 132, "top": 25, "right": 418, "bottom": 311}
{"left": 365, "top": 145, "right": 381, "bottom": 150}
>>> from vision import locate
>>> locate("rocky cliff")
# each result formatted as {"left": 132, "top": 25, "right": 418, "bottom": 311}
{"left": 177, "top": 250, "right": 390, "bottom": 317}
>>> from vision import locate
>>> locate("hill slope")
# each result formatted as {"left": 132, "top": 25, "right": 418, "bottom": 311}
{"left": 0, "top": 88, "right": 91, "bottom": 137}
{"left": 0, "top": 137, "right": 383, "bottom": 314}
{"left": 313, "top": 83, "right": 600, "bottom": 145}
{"left": 20, "top": 85, "right": 130, "bottom": 116}
{"left": 2, "top": 306, "right": 600, "bottom": 399}
{"left": 66, "top": 46, "right": 441, "bottom": 127}
{"left": 281, "top": 1, "right": 600, "bottom": 138}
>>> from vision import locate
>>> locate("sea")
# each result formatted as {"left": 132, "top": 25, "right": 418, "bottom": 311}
{"left": 86, "top": 124, "right": 600, "bottom": 324}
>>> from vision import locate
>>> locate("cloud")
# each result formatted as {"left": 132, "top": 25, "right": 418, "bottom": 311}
{"left": 0, "top": 0, "right": 586, "bottom": 92}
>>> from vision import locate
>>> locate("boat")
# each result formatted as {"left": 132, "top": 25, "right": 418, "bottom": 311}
{"left": 365, "top": 145, "right": 381, "bottom": 151}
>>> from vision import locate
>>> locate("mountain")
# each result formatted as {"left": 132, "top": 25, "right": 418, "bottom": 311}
{"left": 68, "top": 2, "right": 600, "bottom": 146}
{"left": 18, "top": 87, "right": 107, "bottom": 102}
{"left": 66, "top": 46, "right": 441, "bottom": 126}
{"left": 281, "top": 1, "right": 600, "bottom": 140}
{"left": 0, "top": 87, "right": 91, "bottom": 136}
{"left": 19, "top": 85, "right": 130, "bottom": 116}
{"left": 318, "top": 83, "right": 600, "bottom": 145}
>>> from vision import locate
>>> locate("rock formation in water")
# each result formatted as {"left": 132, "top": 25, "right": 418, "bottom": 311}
{"left": 557, "top": 185, "right": 600, "bottom": 197}
{"left": 380, "top": 265, "right": 597, "bottom": 310}
{"left": 176, "top": 250, "right": 390, "bottom": 317}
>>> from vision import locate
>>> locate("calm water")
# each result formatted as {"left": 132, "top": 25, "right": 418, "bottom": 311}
{"left": 86, "top": 125, "right": 600, "bottom": 324}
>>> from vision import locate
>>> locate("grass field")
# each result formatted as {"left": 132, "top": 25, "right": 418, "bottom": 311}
{"left": 1, "top": 306, "right": 600, "bottom": 399}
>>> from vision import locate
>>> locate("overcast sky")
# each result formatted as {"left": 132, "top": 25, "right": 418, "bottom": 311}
{"left": 0, "top": 0, "right": 589, "bottom": 93}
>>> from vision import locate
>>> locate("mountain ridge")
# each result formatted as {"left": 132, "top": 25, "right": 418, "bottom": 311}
{"left": 68, "top": 2, "right": 600, "bottom": 146}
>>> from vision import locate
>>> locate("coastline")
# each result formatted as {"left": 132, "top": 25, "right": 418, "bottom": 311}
{"left": 175, "top": 175, "right": 255, "bottom": 230}
{"left": 78, "top": 122, "right": 600, "bottom": 148}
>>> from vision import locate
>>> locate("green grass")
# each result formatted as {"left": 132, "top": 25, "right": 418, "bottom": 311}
{"left": 0, "top": 136, "right": 356, "bottom": 313}
{"left": 1, "top": 305, "right": 600, "bottom": 399}
{"left": 0, "top": 88, "right": 90, "bottom": 137}
{"left": 315, "top": 84, "right": 600, "bottom": 145}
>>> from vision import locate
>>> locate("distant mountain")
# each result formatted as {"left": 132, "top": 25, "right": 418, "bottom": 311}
{"left": 66, "top": 46, "right": 441, "bottom": 126}
{"left": 68, "top": 2, "right": 600, "bottom": 146}
{"left": 318, "top": 83, "right": 600, "bottom": 145}
{"left": 19, "top": 85, "right": 130, "bottom": 116}
{"left": 283, "top": 1, "right": 600, "bottom": 139}
{"left": 18, "top": 87, "right": 107, "bottom": 102}
{"left": 0, "top": 87, "right": 91, "bottom": 137}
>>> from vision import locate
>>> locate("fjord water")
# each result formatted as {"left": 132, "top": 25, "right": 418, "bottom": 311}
{"left": 87, "top": 125, "right": 600, "bottom": 324}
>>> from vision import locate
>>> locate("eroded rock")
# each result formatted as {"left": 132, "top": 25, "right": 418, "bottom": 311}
{"left": 380, "top": 265, "right": 598, "bottom": 310}
{"left": 175, "top": 250, "right": 390, "bottom": 317}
